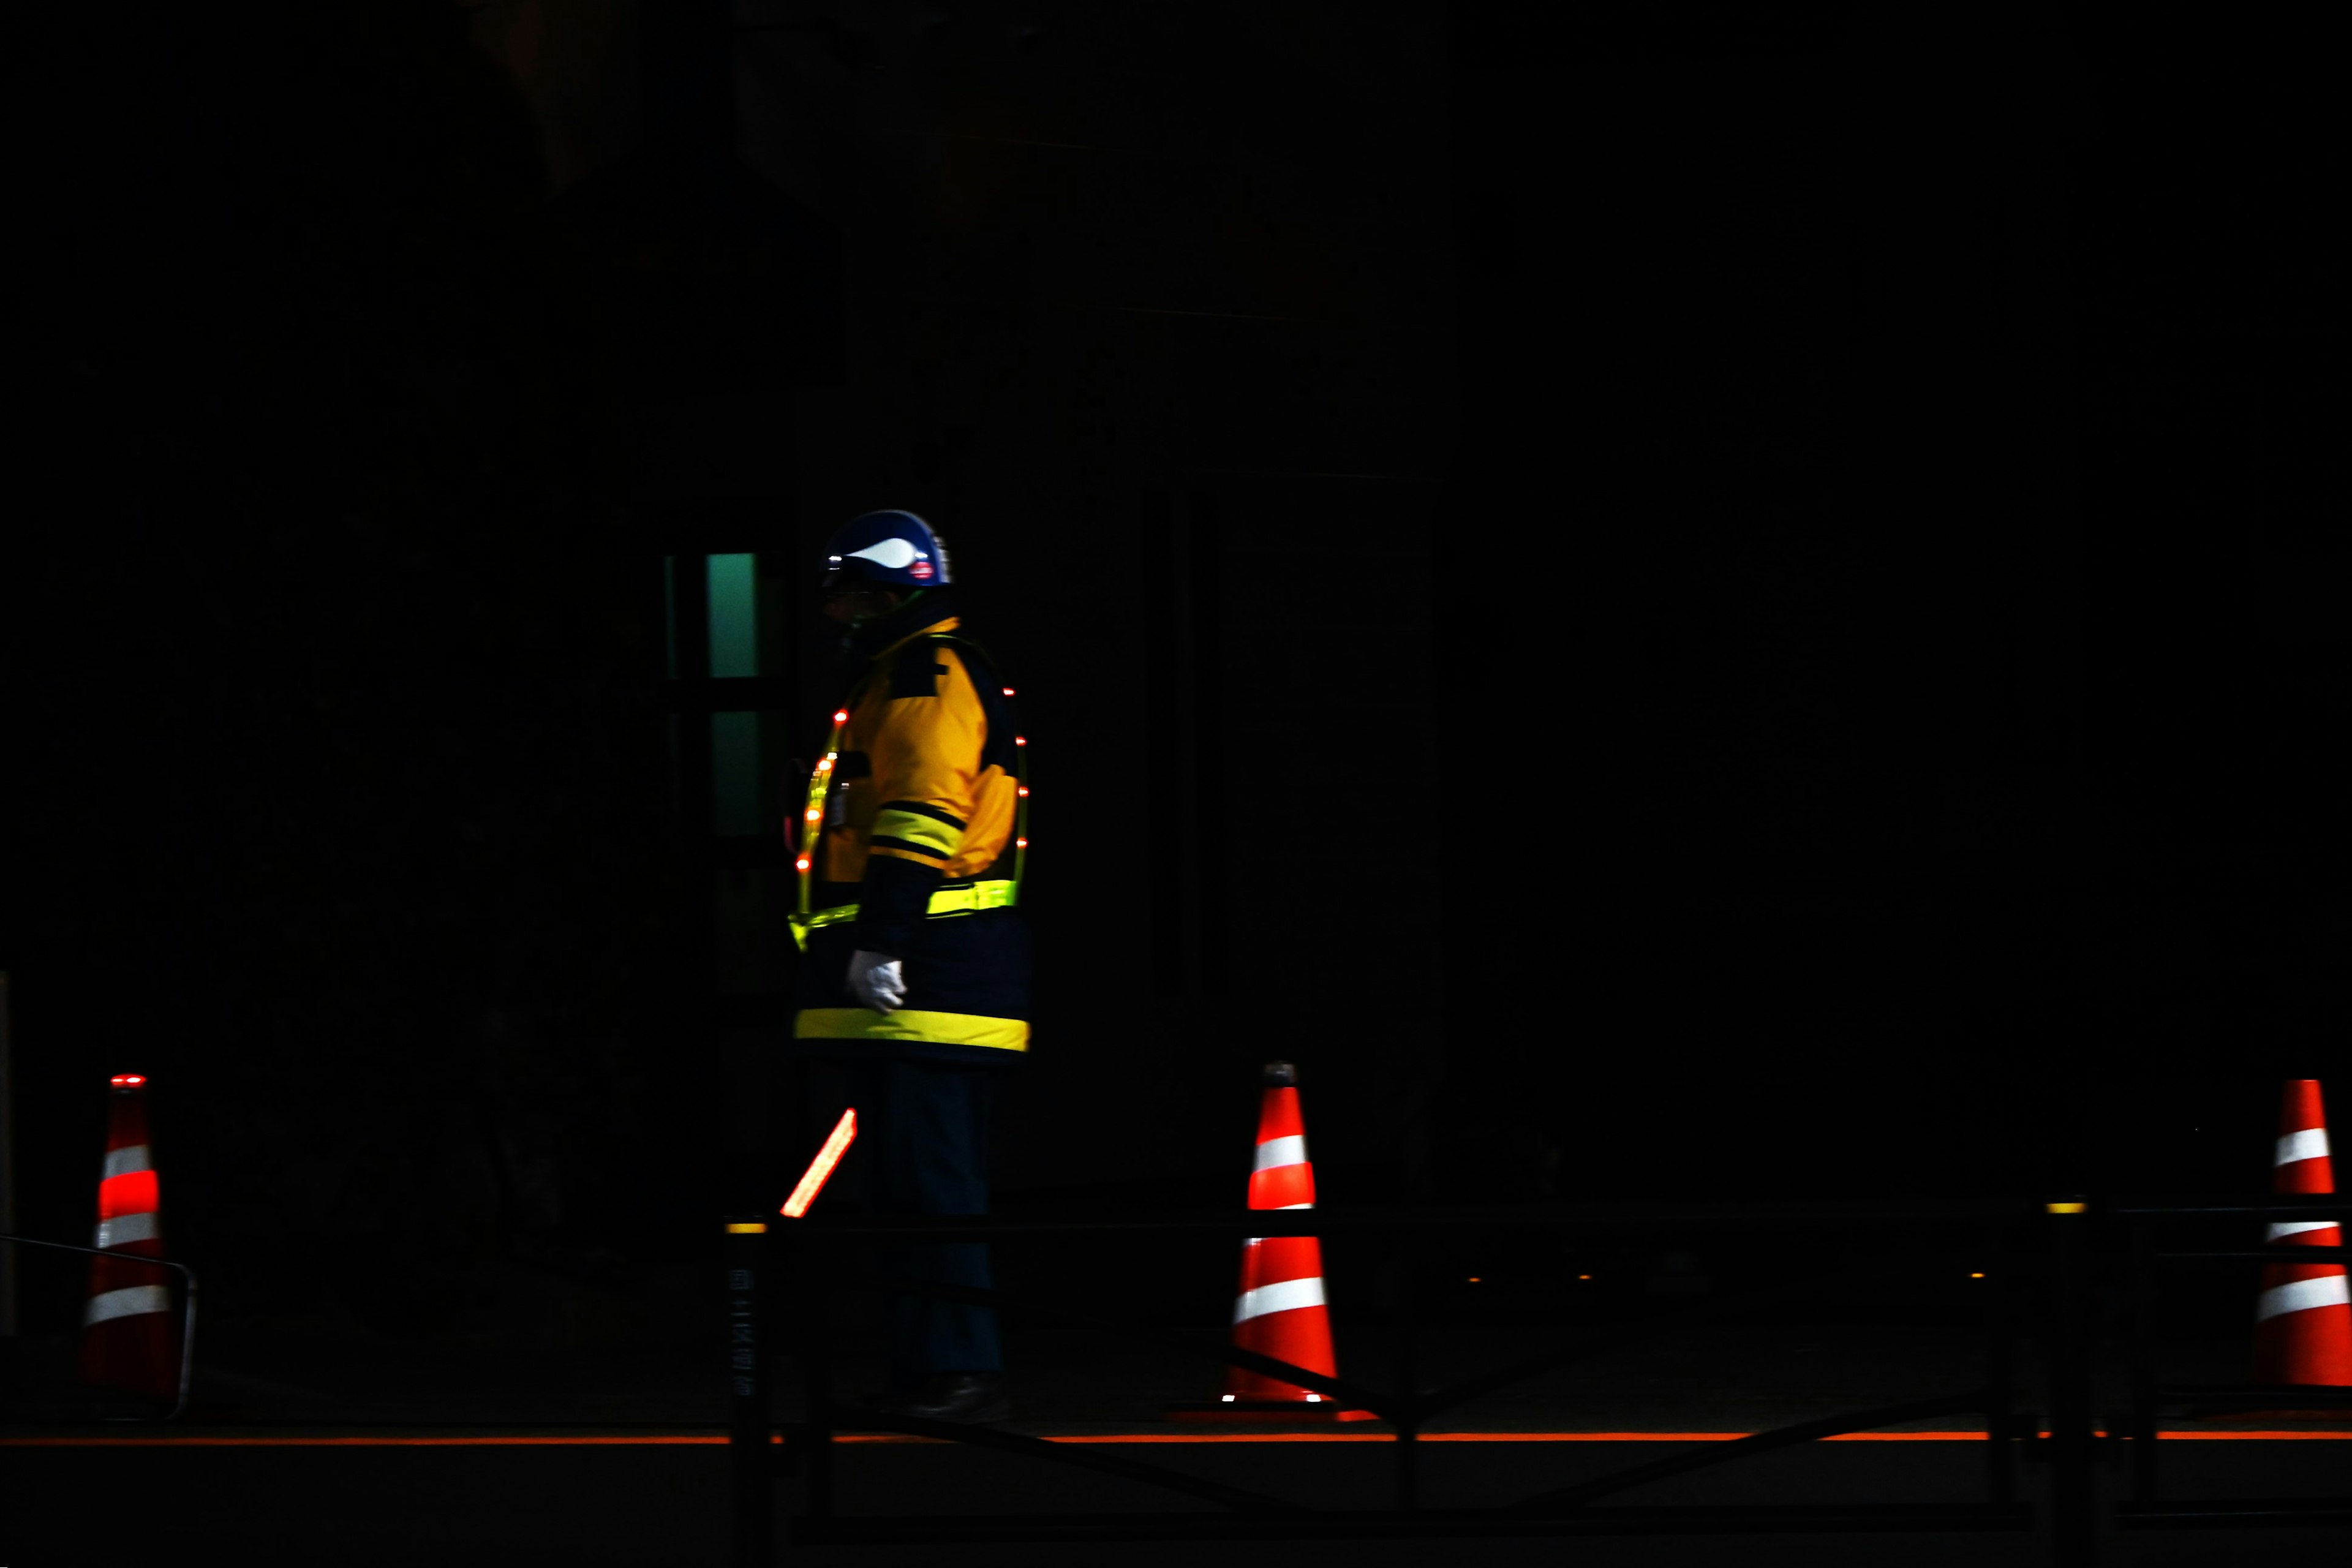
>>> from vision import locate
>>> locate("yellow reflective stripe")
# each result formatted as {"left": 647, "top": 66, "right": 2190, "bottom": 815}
{"left": 873, "top": 807, "right": 963, "bottom": 859}
{"left": 932, "top": 879, "right": 1017, "bottom": 915}
{"left": 794, "top": 1008, "right": 1029, "bottom": 1051}
{"left": 786, "top": 880, "right": 1019, "bottom": 954}
{"left": 790, "top": 880, "right": 1017, "bottom": 939}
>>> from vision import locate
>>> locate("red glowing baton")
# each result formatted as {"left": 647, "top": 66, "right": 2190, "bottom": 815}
{"left": 780, "top": 1108, "right": 858, "bottom": 1218}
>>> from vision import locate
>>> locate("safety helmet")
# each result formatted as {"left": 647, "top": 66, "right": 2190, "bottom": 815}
{"left": 821, "top": 510, "right": 952, "bottom": 589}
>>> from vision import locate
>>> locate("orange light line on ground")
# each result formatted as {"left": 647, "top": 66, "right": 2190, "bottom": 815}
{"left": 4, "top": 1429, "right": 2349, "bottom": 1447}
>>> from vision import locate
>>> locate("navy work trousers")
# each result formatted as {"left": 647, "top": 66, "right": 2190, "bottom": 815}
{"left": 804, "top": 1058, "right": 1003, "bottom": 1384}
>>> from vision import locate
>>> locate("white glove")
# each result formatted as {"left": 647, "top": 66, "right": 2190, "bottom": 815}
{"left": 846, "top": 949, "right": 906, "bottom": 1014}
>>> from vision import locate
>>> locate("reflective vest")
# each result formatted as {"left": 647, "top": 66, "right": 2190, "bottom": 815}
{"left": 788, "top": 614, "right": 1031, "bottom": 1060}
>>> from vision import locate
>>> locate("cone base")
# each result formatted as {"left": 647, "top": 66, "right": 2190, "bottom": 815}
{"left": 1164, "top": 1401, "right": 1379, "bottom": 1423}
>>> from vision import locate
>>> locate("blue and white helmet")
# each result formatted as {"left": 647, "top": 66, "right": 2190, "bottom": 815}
{"left": 823, "top": 510, "right": 952, "bottom": 589}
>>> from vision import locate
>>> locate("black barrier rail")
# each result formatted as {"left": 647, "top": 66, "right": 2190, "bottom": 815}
{"left": 0, "top": 1233, "right": 198, "bottom": 1420}
{"left": 728, "top": 1197, "right": 2352, "bottom": 1563}
{"left": 2111, "top": 1196, "right": 2352, "bottom": 1535}
{"left": 725, "top": 1199, "right": 2092, "bottom": 1564}
{"left": 738, "top": 1194, "right": 2352, "bottom": 1561}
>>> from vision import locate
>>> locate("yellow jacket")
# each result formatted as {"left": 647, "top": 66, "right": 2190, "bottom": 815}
{"left": 791, "top": 597, "right": 1030, "bottom": 1063}
{"left": 812, "top": 612, "right": 1020, "bottom": 896}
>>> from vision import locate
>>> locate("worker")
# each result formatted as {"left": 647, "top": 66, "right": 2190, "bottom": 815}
{"left": 786, "top": 508, "right": 1029, "bottom": 1425}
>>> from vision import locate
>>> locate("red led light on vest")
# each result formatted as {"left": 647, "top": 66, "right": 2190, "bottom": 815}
{"left": 1017, "top": 838, "right": 1028, "bottom": 848}
{"left": 1017, "top": 786, "right": 1029, "bottom": 797}
{"left": 111, "top": 1074, "right": 146, "bottom": 1088}
{"left": 805, "top": 809, "right": 821, "bottom": 821}
{"left": 795, "top": 858, "right": 810, "bottom": 872}
{"left": 1015, "top": 736, "right": 1026, "bottom": 745}
{"left": 833, "top": 710, "right": 849, "bottom": 724}
{"left": 1003, "top": 687, "right": 1015, "bottom": 696}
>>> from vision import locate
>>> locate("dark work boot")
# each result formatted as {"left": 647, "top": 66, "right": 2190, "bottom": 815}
{"left": 869, "top": 1371, "right": 1010, "bottom": 1425}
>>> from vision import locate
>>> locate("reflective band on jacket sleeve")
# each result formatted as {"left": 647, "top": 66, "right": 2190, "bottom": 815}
{"left": 873, "top": 807, "right": 964, "bottom": 859}
{"left": 102, "top": 1144, "right": 153, "bottom": 1180}
{"left": 2278, "top": 1128, "right": 2332, "bottom": 1166}
{"left": 1253, "top": 1136, "right": 1308, "bottom": 1172}
{"left": 2257, "top": 1273, "right": 2352, "bottom": 1323}
{"left": 95, "top": 1213, "right": 159, "bottom": 1249}
{"left": 1234, "top": 1275, "right": 1327, "bottom": 1325}
{"left": 83, "top": 1284, "right": 172, "bottom": 1326}
{"left": 2268, "top": 1219, "right": 2343, "bottom": 1241}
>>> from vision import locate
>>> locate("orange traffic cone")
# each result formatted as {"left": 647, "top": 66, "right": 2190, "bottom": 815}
{"left": 77, "top": 1073, "right": 179, "bottom": 1403}
{"left": 2248, "top": 1079, "right": 2352, "bottom": 1404}
{"left": 1169, "top": 1063, "right": 1373, "bottom": 1422}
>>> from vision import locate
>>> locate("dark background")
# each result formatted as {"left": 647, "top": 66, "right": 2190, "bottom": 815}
{"left": 2, "top": 0, "right": 2345, "bottom": 1357}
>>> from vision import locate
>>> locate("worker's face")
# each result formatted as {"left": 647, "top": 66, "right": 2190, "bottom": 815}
{"left": 821, "top": 579, "right": 901, "bottom": 625}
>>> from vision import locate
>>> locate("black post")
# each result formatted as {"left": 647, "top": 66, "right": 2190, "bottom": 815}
{"left": 2043, "top": 1196, "right": 2098, "bottom": 1567}
{"left": 726, "top": 1216, "right": 774, "bottom": 1567}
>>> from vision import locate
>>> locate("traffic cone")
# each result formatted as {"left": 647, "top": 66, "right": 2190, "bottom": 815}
{"left": 1168, "top": 1063, "right": 1373, "bottom": 1422}
{"left": 77, "top": 1073, "right": 179, "bottom": 1404}
{"left": 2247, "top": 1079, "right": 2352, "bottom": 1409}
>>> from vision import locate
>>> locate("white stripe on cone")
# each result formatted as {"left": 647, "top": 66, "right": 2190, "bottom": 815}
{"left": 102, "top": 1144, "right": 153, "bottom": 1180}
{"left": 2277, "top": 1128, "right": 2331, "bottom": 1166}
{"left": 1253, "top": 1135, "right": 1308, "bottom": 1172}
{"left": 95, "top": 1213, "right": 159, "bottom": 1248}
{"left": 2257, "top": 1274, "right": 2352, "bottom": 1323}
{"left": 1234, "top": 1275, "right": 1327, "bottom": 1325}
{"left": 83, "top": 1284, "right": 172, "bottom": 1326}
{"left": 2269, "top": 1219, "right": 2342, "bottom": 1241}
